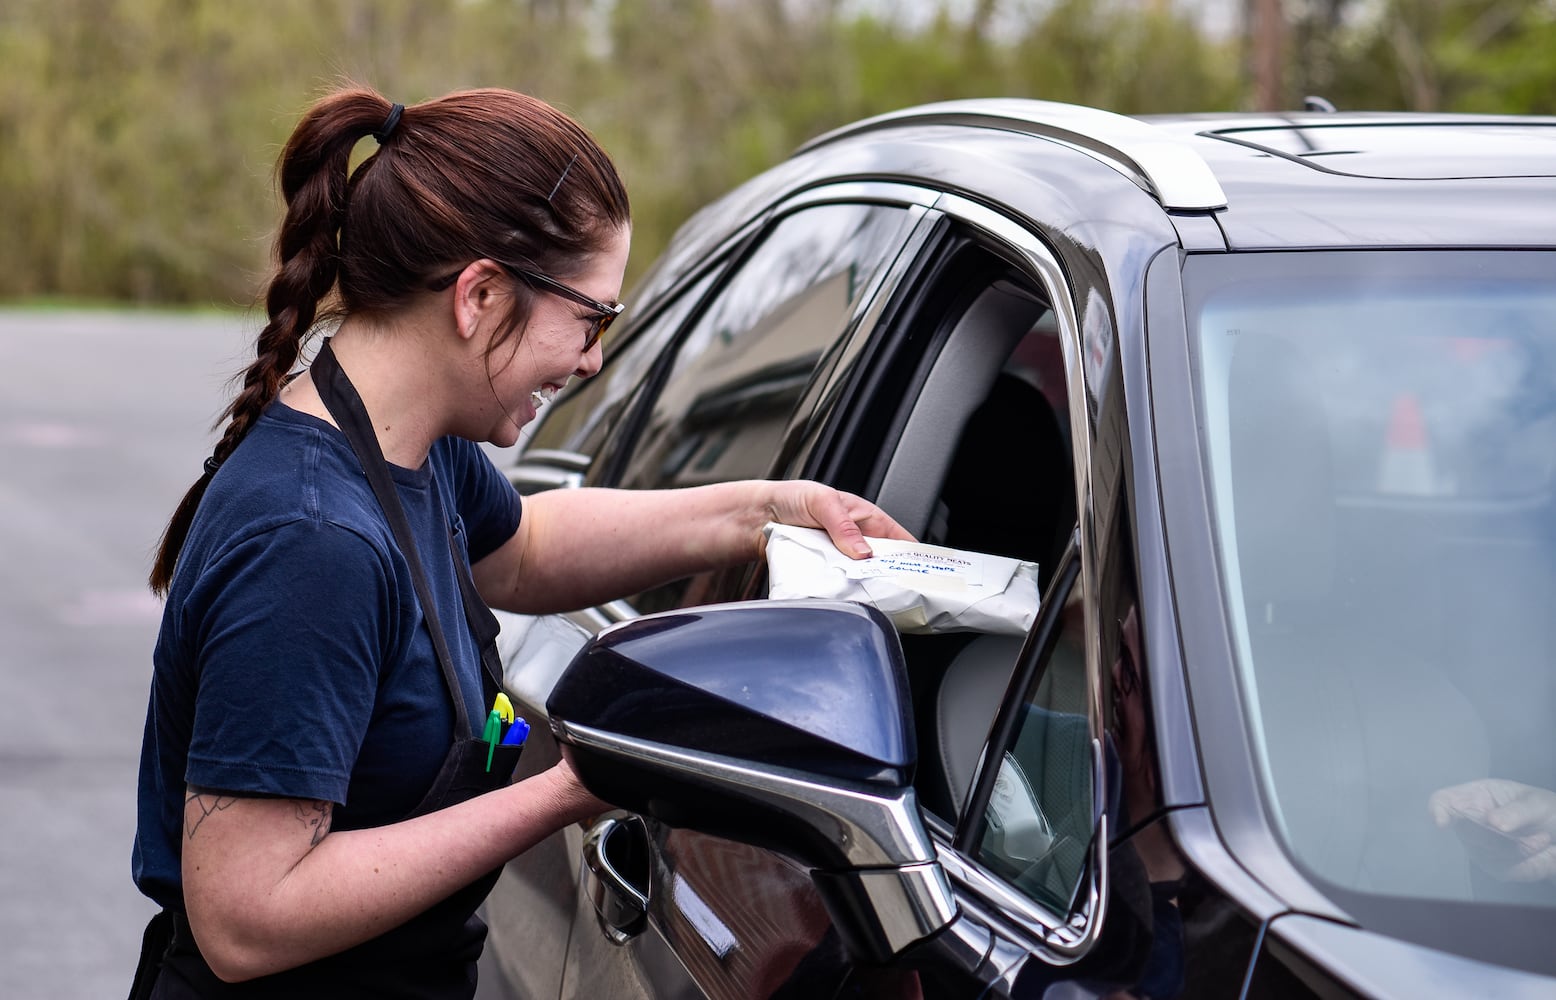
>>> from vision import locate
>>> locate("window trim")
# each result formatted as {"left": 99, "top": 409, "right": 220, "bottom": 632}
{"left": 919, "top": 194, "right": 1108, "bottom": 954}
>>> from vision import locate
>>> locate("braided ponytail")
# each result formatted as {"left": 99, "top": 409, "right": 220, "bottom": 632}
{"left": 148, "top": 91, "right": 397, "bottom": 595}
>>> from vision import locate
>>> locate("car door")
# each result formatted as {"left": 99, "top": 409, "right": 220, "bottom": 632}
{"left": 562, "top": 197, "right": 1118, "bottom": 999}
{"left": 483, "top": 189, "right": 933, "bottom": 999}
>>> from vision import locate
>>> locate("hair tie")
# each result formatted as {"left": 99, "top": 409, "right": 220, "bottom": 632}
{"left": 373, "top": 103, "right": 405, "bottom": 145}
{"left": 203, "top": 455, "right": 222, "bottom": 477}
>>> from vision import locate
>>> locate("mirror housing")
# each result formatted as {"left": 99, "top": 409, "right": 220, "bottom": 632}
{"left": 548, "top": 599, "right": 957, "bottom": 962}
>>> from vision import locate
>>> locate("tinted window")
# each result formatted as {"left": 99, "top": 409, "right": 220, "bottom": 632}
{"left": 619, "top": 202, "right": 917, "bottom": 612}
{"left": 617, "top": 203, "right": 916, "bottom": 492}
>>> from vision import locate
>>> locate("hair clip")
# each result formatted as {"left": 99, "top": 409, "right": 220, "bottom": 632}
{"left": 547, "top": 153, "right": 580, "bottom": 203}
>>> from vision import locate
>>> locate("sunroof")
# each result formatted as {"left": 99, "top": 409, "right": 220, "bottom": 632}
{"left": 1207, "top": 123, "right": 1556, "bottom": 180}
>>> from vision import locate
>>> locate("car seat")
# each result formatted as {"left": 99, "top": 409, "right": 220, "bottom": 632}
{"left": 936, "top": 370, "right": 1073, "bottom": 591}
{"left": 927, "top": 634, "right": 1026, "bottom": 818}
{"left": 922, "top": 628, "right": 1088, "bottom": 817}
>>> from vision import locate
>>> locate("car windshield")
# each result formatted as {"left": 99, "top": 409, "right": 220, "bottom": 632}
{"left": 1186, "top": 250, "right": 1556, "bottom": 915}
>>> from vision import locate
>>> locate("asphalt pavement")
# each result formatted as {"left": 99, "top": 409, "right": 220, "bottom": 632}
{"left": 0, "top": 309, "right": 257, "bottom": 998}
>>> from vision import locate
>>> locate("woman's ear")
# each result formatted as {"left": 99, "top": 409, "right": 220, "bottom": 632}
{"left": 451, "top": 260, "right": 510, "bottom": 343}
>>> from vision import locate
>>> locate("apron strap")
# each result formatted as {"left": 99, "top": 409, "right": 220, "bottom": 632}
{"left": 311, "top": 339, "right": 492, "bottom": 737}
{"left": 451, "top": 540, "right": 506, "bottom": 701}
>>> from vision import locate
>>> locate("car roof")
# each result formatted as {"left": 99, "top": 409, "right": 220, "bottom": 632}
{"left": 1146, "top": 110, "right": 1556, "bottom": 180}
{"left": 800, "top": 100, "right": 1556, "bottom": 250}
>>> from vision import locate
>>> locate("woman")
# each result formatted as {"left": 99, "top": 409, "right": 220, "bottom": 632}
{"left": 131, "top": 87, "right": 907, "bottom": 997}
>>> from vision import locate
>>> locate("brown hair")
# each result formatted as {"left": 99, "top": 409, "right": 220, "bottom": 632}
{"left": 149, "top": 87, "right": 630, "bottom": 595}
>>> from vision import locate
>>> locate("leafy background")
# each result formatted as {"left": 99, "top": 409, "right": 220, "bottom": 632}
{"left": 1, "top": 0, "right": 1551, "bottom": 306}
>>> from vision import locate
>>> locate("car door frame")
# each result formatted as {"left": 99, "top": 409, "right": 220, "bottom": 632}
{"left": 491, "top": 179, "right": 1144, "bottom": 997}
{"left": 795, "top": 191, "right": 1122, "bottom": 978}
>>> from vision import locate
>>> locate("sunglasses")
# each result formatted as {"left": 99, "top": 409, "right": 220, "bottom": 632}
{"left": 430, "top": 262, "right": 625, "bottom": 352}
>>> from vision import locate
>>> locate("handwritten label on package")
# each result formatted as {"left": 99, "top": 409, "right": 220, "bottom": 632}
{"left": 763, "top": 523, "right": 1038, "bottom": 635}
{"left": 847, "top": 538, "right": 1018, "bottom": 595}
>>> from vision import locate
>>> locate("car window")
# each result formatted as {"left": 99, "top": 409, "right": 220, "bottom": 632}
{"left": 618, "top": 201, "right": 919, "bottom": 612}
{"left": 523, "top": 268, "right": 721, "bottom": 475}
{"left": 973, "top": 575, "right": 1092, "bottom": 915}
{"left": 835, "top": 244, "right": 1074, "bottom": 581}
{"left": 832, "top": 241, "right": 1082, "bottom": 828}
{"left": 825, "top": 233, "right": 1099, "bottom": 917}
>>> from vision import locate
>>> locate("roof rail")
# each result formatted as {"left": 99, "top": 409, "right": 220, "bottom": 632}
{"left": 797, "top": 99, "right": 1228, "bottom": 211}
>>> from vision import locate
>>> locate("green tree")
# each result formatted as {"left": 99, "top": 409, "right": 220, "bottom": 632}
{"left": 1328, "top": 0, "right": 1556, "bottom": 112}
{"left": 0, "top": 0, "right": 1547, "bottom": 306}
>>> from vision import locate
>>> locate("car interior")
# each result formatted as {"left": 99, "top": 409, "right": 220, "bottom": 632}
{"left": 861, "top": 254, "right": 1085, "bottom": 829}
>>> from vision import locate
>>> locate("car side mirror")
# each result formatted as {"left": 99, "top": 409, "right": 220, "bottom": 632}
{"left": 547, "top": 599, "right": 958, "bottom": 963}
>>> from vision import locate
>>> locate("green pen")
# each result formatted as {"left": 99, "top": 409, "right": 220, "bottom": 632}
{"left": 483, "top": 709, "right": 503, "bottom": 772}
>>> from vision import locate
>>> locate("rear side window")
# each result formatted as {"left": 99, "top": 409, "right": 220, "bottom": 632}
{"left": 617, "top": 202, "right": 917, "bottom": 612}
{"left": 617, "top": 203, "right": 916, "bottom": 493}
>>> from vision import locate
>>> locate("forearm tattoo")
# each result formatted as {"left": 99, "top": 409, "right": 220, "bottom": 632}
{"left": 294, "top": 799, "right": 332, "bottom": 847}
{"left": 184, "top": 790, "right": 236, "bottom": 840}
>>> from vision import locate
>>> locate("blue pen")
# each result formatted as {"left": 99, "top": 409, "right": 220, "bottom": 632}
{"left": 501, "top": 717, "right": 530, "bottom": 746}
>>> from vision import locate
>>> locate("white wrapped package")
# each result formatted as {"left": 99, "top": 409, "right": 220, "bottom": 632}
{"left": 763, "top": 522, "right": 1039, "bottom": 636}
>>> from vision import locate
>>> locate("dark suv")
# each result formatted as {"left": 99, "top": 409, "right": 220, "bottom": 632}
{"left": 479, "top": 100, "right": 1556, "bottom": 998}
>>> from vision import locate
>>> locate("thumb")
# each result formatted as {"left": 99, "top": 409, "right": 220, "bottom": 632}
{"left": 814, "top": 491, "right": 874, "bottom": 559}
{"left": 826, "top": 513, "right": 874, "bottom": 560}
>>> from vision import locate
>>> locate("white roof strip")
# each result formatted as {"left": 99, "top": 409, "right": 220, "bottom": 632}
{"left": 799, "top": 98, "right": 1229, "bottom": 212}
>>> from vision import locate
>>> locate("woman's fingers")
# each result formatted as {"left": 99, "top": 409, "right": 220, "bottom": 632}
{"left": 772, "top": 482, "right": 915, "bottom": 559}
{"left": 842, "top": 492, "right": 913, "bottom": 542}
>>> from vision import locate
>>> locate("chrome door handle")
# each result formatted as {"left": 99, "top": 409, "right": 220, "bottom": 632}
{"left": 581, "top": 816, "right": 649, "bottom": 944}
{"left": 506, "top": 449, "right": 593, "bottom": 494}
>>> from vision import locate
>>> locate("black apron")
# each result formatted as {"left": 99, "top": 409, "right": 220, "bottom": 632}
{"left": 133, "top": 340, "right": 523, "bottom": 999}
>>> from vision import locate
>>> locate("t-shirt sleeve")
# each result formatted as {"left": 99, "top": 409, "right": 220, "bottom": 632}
{"left": 181, "top": 518, "right": 394, "bottom": 804}
{"left": 436, "top": 438, "right": 523, "bottom": 563}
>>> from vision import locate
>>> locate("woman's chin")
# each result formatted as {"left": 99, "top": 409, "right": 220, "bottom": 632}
{"left": 488, "top": 412, "right": 531, "bottom": 449}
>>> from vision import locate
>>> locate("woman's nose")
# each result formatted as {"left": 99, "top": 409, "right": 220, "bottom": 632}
{"left": 575, "top": 341, "right": 603, "bottom": 379}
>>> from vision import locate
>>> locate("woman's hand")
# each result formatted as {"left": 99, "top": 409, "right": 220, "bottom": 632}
{"left": 543, "top": 750, "right": 612, "bottom": 827}
{"left": 760, "top": 480, "right": 913, "bottom": 560}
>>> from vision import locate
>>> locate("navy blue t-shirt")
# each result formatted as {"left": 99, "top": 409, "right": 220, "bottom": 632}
{"left": 132, "top": 401, "right": 522, "bottom": 911}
